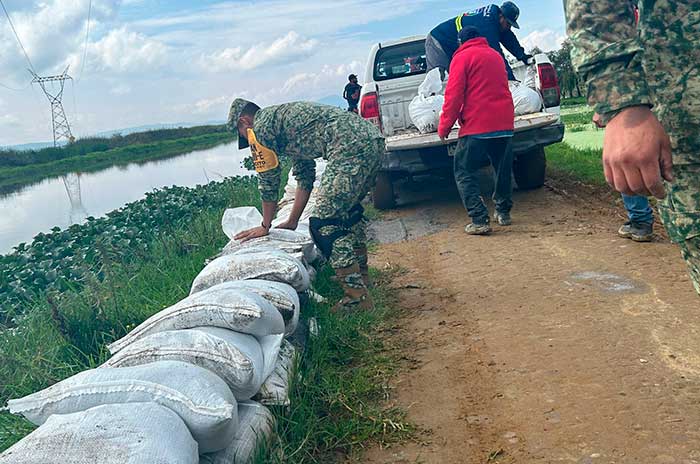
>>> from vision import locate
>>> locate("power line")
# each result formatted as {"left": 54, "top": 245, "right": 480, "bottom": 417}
{"left": 0, "top": 0, "right": 36, "bottom": 73}
{"left": 77, "top": 0, "right": 92, "bottom": 82}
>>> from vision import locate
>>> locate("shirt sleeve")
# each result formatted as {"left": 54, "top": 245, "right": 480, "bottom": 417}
{"left": 500, "top": 29, "right": 526, "bottom": 61}
{"left": 292, "top": 158, "right": 316, "bottom": 192}
{"left": 258, "top": 165, "right": 282, "bottom": 203}
{"left": 438, "top": 55, "right": 467, "bottom": 138}
{"left": 564, "top": 0, "right": 651, "bottom": 120}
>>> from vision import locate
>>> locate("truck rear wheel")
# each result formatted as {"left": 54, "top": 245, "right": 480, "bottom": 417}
{"left": 372, "top": 172, "right": 396, "bottom": 210}
{"left": 513, "top": 146, "right": 546, "bottom": 190}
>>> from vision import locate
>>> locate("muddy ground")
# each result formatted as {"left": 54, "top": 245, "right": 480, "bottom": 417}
{"left": 364, "top": 173, "right": 700, "bottom": 464}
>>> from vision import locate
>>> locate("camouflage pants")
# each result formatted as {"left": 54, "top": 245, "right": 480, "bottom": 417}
{"left": 312, "top": 138, "right": 382, "bottom": 278}
{"left": 659, "top": 163, "right": 700, "bottom": 296}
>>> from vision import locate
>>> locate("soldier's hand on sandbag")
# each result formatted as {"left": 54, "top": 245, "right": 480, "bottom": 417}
{"left": 603, "top": 106, "right": 674, "bottom": 199}
{"left": 235, "top": 225, "right": 270, "bottom": 242}
{"left": 275, "top": 219, "right": 299, "bottom": 231}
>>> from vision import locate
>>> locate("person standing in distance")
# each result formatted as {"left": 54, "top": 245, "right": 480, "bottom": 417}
{"left": 343, "top": 74, "right": 362, "bottom": 114}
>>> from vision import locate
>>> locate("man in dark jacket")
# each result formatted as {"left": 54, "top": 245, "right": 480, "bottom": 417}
{"left": 438, "top": 26, "right": 515, "bottom": 235}
{"left": 343, "top": 74, "right": 362, "bottom": 113}
{"left": 426, "top": 2, "right": 531, "bottom": 81}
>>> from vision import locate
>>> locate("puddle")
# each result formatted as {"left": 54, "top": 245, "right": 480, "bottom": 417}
{"left": 569, "top": 271, "right": 647, "bottom": 294}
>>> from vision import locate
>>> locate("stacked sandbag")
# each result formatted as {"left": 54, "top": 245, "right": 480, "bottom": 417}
{"left": 220, "top": 229, "right": 318, "bottom": 264}
{"left": 190, "top": 250, "right": 311, "bottom": 294}
{"left": 0, "top": 403, "right": 199, "bottom": 464}
{"left": 254, "top": 340, "right": 298, "bottom": 407}
{"left": 510, "top": 80, "right": 543, "bottom": 115}
{"left": 200, "top": 401, "right": 275, "bottom": 464}
{"left": 8, "top": 361, "right": 238, "bottom": 453}
{"left": 409, "top": 68, "right": 445, "bottom": 134}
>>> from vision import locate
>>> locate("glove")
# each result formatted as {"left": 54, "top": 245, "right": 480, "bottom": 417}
{"left": 521, "top": 54, "right": 533, "bottom": 65}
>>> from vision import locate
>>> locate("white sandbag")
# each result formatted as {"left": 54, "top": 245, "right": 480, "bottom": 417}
{"left": 523, "top": 65, "right": 537, "bottom": 89}
{"left": 409, "top": 94, "right": 445, "bottom": 134}
{"left": 200, "top": 402, "right": 275, "bottom": 464}
{"left": 0, "top": 403, "right": 198, "bottom": 464}
{"left": 109, "top": 289, "right": 284, "bottom": 354}
{"left": 222, "top": 207, "right": 264, "bottom": 240}
{"left": 8, "top": 361, "right": 238, "bottom": 453}
{"left": 221, "top": 229, "right": 317, "bottom": 264}
{"left": 254, "top": 340, "right": 297, "bottom": 406}
{"left": 195, "top": 281, "right": 300, "bottom": 336}
{"left": 511, "top": 81, "right": 543, "bottom": 115}
{"left": 191, "top": 250, "right": 311, "bottom": 294}
{"left": 259, "top": 333, "right": 284, "bottom": 380}
{"left": 418, "top": 68, "right": 443, "bottom": 97}
{"left": 104, "top": 328, "right": 267, "bottom": 401}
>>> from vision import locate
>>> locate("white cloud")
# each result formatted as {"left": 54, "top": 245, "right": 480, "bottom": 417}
{"left": 521, "top": 29, "right": 566, "bottom": 53}
{"left": 86, "top": 27, "right": 168, "bottom": 73}
{"left": 0, "top": 114, "right": 21, "bottom": 127}
{"left": 201, "top": 32, "right": 317, "bottom": 72}
{"left": 110, "top": 83, "right": 132, "bottom": 95}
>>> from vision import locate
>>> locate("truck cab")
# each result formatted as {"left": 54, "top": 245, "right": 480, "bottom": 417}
{"left": 359, "top": 35, "right": 565, "bottom": 209}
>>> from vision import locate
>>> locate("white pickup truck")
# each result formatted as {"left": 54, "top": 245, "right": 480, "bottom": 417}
{"left": 359, "top": 35, "right": 565, "bottom": 209}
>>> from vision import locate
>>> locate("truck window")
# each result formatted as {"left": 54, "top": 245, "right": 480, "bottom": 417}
{"left": 374, "top": 41, "right": 427, "bottom": 81}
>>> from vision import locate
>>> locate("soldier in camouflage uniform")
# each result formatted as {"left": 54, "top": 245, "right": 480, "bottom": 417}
{"left": 228, "top": 98, "right": 384, "bottom": 310}
{"left": 564, "top": 0, "right": 700, "bottom": 295}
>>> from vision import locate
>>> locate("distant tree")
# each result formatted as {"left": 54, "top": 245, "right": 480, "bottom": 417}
{"left": 529, "top": 46, "right": 543, "bottom": 55}
{"left": 548, "top": 39, "right": 584, "bottom": 99}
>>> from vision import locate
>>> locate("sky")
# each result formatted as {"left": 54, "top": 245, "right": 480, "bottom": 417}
{"left": 0, "top": 0, "right": 566, "bottom": 145}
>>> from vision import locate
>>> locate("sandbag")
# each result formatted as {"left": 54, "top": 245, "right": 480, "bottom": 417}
{"left": 254, "top": 340, "right": 297, "bottom": 406}
{"left": 104, "top": 328, "right": 268, "bottom": 401}
{"left": 200, "top": 402, "right": 275, "bottom": 464}
{"left": 8, "top": 361, "right": 238, "bottom": 453}
{"left": 259, "top": 333, "right": 284, "bottom": 380}
{"left": 418, "top": 68, "right": 443, "bottom": 97}
{"left": 191, "top": 250, "right": 311, "bottom": 294}
{"left": 510, "top": 81, "right": 543, "bottom": 115}
{"left": 221, "top": 229, "right": 318, "bottom": 264}
{"left": 409, "top": 94, "right": 445, "bottom": 134}
{"left": 191, "top": 281, "right": 300, "bottom": 336}
{"left": 109, "top": 289, "right": 284, "bottom": 354}
{"left": 0, "top": 403, "right": 198, "bottom": 464}
{"left": 222, "top": 207, "right": 263, "bottom": 240}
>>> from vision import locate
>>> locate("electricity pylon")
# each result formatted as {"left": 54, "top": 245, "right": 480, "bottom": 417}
{"left": 30, "top": 65, "right": 75, "bottom": 147}
{"left": 62, "top": 173, "right": 88, "bottom": 224}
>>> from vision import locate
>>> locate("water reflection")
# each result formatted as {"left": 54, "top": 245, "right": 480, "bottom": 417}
{"left": 0, "top": 142, "right": 249, "bottom": 254}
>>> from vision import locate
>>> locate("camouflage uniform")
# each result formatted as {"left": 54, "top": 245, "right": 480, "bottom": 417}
{"left": 564, "top": 0, "right": 700, "bottom": 295}
{"left": 228, "top": 101, "right": 383, "bottom": 288}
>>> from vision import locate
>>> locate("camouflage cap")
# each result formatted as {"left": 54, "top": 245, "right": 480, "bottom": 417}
{"left": 227, "top": 97, "right": 259, "bottom": 149}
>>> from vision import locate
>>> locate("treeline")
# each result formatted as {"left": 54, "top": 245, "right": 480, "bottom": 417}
{"left": 0, "top": 125, "right": 229, "bottom": 168}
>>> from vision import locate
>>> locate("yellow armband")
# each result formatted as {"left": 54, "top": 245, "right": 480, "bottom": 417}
{"left": 248, "top": 128, "right": 280, "bottom": 173}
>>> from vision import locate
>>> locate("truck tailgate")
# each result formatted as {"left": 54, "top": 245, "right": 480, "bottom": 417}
{"left": 385, "top": 112, "right": 560, "bottom": 152}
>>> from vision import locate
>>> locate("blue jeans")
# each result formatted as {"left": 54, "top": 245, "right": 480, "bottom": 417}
{"left": 622, "top": 194, "right": 654, "bottom": 225}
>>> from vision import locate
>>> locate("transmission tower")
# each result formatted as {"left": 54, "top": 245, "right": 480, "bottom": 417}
{"left": 30, "top": 66, "right": 75, "bottom": 147}
{"left": 62, "top": 173, "right": 88, "bottom": 224}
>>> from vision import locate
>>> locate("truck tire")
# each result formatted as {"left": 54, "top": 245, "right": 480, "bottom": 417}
{"left": 372, "top": 172, "right": 396, "bottom": 210}
{"left": 513, "top": 146, "right": 546, "bottom": 190}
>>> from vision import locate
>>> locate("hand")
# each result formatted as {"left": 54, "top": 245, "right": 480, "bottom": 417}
{"left": 603, "top": 106, "right": 674, "bottom": 199}
{"left": 521, "top": 54, "right": 533, "bottom": 65}
{"left": 592, "top": 112, "right": 605, "bottom": 129}
{"left": 234, "top": 226, "right": 270, "bottom": 243}
{"left": 275, "top": 219, "right": 298, "bottom": 231}
{"left": 439, "top": 132, "right": 449, "bottom": 142}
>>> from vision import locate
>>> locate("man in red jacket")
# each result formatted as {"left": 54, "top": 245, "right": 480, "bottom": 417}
{"left": 438, "top": 26, "right": 515, "bottom": 235}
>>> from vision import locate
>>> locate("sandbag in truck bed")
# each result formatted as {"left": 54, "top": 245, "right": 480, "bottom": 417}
{"left": 191, "top": 250, "right": 311, "bottom": 294}
{"left": 103, "top": 327, "right": 275, "bottom": 401}
{"left": 7, "top": 361, "right": 238, "bottom": 453}
{"left": 0, "top": 402, "right": 199, "bottom": 464}
{"left": 108, "top": 288, "right": 285, "bottom": 355}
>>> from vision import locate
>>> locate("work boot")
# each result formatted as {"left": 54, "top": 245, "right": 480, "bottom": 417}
{"left": 618, "top": 221, "right": 653, "bottom": 242}
{"left": 354, "top": 245, "right": 372, "bottom": 288}
{"left": 494, "top": 211, "right": 512, "bottom": 226}
{"left": 464, "top": 222, "right": 492, "bottom": 235}
{"left": 332, "top": 263, "right": 374, "bottom": 312}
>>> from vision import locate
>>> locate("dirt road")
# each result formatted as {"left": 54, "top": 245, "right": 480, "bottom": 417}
{"left": 365, "top": 174, "right": 700, "bottom": 464}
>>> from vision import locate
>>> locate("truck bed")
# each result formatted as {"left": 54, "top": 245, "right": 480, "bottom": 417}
{"left": 385, "top": 112, "right": 560, "bottom": 152}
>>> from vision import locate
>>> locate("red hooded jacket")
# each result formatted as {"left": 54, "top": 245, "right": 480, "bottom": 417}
{"left": 438, "top": 37, "right": 514, "bottom": 139}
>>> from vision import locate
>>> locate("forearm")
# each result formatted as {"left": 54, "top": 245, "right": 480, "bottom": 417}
{"left": 262, "top": 201, "right": 278, "bottom": 228}
{"left": 288, "top": 188, "right": 312, "bottom": 225}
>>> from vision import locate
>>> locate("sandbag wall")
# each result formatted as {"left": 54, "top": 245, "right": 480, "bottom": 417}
{"left": 1, "top": 161, "right": 328, "bottom": 464}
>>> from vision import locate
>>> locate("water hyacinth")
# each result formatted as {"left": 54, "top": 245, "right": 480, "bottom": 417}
{"left": 0, "top": 176, "right": 260, "bottom": 322}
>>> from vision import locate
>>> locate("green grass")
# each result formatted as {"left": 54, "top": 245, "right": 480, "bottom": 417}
{"left": 546, "top": 142, "right": 605, "bottom": 185}
{"left": 560, "top": 109, "right": 595, "bottom": 127}
{"left": 564, "top": 130, "right": 604, "bottom": 151}
{"left": 560, "top": 96, "right": 586, "bottom": 107}
{"left": 0, "top": 132, "right": 234, "bottom": 192}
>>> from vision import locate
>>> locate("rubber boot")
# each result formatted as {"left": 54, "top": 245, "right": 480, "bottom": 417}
{"left": 354, "top": 244, "right": 372, "bottom": 288}
{"left": 332, "top": 263, "right": 374, "bottom": 312}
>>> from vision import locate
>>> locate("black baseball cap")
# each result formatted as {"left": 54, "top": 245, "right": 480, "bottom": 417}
{"left": 501, "top": 2, "right": 520, "bottom": 29}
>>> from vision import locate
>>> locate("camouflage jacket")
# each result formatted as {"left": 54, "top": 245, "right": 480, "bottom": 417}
{"left": 564, "top": 0, "right": 700, "bottom": 156}
{"left": 253, "top": 102, "right": 383, "bottom": 202}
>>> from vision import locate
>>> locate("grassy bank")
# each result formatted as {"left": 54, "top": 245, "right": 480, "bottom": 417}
{"left": 0, "top": 131, "right": 235, "bottom": 193}
{"left": 0, "top": 176, "right": 409, "bottom": 461}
